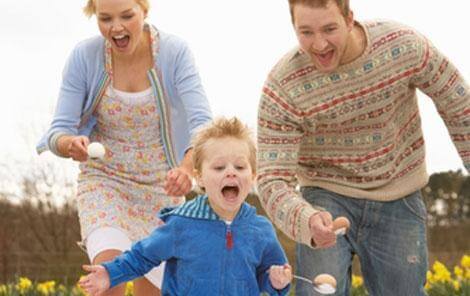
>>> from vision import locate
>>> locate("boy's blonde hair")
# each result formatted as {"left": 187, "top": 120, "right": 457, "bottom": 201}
{"left": 83, "top": 0, "right": 150, "bottom": 18}
{"left": 192, "top": 117, "right": 256, "bottom": 174}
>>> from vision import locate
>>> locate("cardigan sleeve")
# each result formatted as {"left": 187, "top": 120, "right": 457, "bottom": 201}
{"left": 45, "top": 44, "right": 89, "bottom": 156}
{"left": 411, "top": 32, "right": 470, "bottom": 172}
{"left": 172, "top": 38, "right": 212, "bottom": 143}
{"left": 256, "top": 75, "right": 320, "bottom": 247}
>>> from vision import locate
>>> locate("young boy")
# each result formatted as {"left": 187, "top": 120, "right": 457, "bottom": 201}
{"left": 79, "top": 117, "right": 292, "bottom": 295}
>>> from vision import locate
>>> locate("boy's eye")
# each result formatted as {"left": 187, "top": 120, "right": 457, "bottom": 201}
{"left": 235, "top": 166, "right": 245, "bottom": 170}
{"left": 214, "top": 166, "right": 225, "bottom": 171}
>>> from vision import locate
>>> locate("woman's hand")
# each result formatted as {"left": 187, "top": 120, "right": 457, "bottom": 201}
{"left": 79, "top": 265, "right": 111, "bottom": 296}
{"left": 57, "top": 135, "right": 90, "bottom": 162}
{"left": 269, "top": 264, "right": 292, "bottom": 290}
{"left": 164, "top": 167, "right": 192, "bottom": 196}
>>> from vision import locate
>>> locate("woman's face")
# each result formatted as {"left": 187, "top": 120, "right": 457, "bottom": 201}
{"left": 94, "top": 0, "right": 147, "bottom": 56}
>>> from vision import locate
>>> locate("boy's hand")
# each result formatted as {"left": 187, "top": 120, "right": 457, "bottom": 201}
{"left": 269, "top": 264, "right": 292, "bottom": 290}
{"left": 79, "top": 265, "right": 111, "bottom": 296}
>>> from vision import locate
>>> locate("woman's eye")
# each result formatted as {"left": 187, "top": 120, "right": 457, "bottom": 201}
{"left": 122, "top": 14, "right": 133, "bottom": 20}
{"left": 99, "top": 17, "right": 111, "bottom": 22}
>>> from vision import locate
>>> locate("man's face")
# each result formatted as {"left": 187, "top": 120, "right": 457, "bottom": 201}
{"left": 293, "top": 1, "right": 354, "bottom": 73}
{"left": 196, "top": 137, "right": 255, "bottom": 221}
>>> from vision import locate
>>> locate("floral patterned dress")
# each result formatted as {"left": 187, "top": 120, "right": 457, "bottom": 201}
{"left": 77, "top": 85, "right": 184, "bottom": 242}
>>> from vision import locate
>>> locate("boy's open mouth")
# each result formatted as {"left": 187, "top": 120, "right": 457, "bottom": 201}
{"left": 221, "top": 185, "right": 240, "bottom": 200}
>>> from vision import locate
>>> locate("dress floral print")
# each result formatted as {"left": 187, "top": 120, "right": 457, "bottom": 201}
{"left": 76, "top": 24, "right": 184, "bottom": 243}
{"left": 77, "top": 86, "right": 184, "bottom": 242}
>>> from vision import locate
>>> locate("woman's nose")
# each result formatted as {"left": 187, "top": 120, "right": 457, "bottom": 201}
{"left": 111, "top": 20, "right": 124, "bottom": 32}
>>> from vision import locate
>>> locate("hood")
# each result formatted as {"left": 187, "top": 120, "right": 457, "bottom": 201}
{"left": 158, "top": 194, "right": 255, "bottom": 223}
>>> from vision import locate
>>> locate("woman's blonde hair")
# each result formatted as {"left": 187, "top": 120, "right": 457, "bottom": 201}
{"left": 83, "top": 0, "right": 150, "bottom": 18}
{"left": 192, "top": 117, "right": 257, "bottom": 175}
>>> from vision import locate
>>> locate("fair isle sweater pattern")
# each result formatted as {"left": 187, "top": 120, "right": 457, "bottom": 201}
{"left": 257, "top": 21, "right": 470, "bottom": 245}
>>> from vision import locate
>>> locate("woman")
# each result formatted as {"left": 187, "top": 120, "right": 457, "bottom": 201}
{"left": 36, "top": 0, "right": 212, "bottom": 295}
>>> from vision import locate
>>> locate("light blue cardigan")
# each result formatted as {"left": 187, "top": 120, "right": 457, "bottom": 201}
{"left": 37, "top": 25, "right": 212, "bottom": 167}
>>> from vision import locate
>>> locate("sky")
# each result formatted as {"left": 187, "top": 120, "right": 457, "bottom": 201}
{"left": 1, "top": 0, "right": 469, "bottom": 176}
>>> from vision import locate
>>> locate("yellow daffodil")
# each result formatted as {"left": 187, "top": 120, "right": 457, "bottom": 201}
{"left": 125, "top": 281, "right": 134, "bottom": 296}
{"left": 37, "top": 280, "right": 56, "bottom": 296}
{"left": 352, "top": 275, "right": 364, "bottom": 288}
{"left": 454, "top": 266, "right": 464, "bottom": 278}
{"left": 432, "top": 261, "right": 452, "bottom": 282}
{"left": 452, "top": 280, "right": 460, "bottom": 291}
{"left": 15, "top": 277, "right": 32, "bottom": 294}
{"left": 461, "top": 255, "right": 470, "bottom": 269}
{"left": 0, "top": 284, "right": 8, "bottom": 294}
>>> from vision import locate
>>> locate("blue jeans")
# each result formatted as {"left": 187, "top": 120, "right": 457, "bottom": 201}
{"left": 296, "top": 187, "right": 428, "bottom": 296}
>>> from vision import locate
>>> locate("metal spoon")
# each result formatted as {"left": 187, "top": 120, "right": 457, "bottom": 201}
{"left": 293, "top": 274, "right": 337, "bottom": 295}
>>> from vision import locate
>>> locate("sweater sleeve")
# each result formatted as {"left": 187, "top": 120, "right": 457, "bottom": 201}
{"left": 102, "top": 219, "right": 176, "bottom": 288}
{"left": 411, "top": 33, "right": 470, "bottom": 172}
{"left": 257, "top": 75, "right": 321, "bottom": 247}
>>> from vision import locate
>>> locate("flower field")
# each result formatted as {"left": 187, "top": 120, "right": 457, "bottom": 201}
{"left": 0, "top": 255, "right": 468, "bottom": 296}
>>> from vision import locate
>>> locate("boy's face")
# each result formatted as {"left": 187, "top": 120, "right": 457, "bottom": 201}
{"left": 196, "top": 137, "right": 255, "bottom": 221}
{"left": 293, "top": 0, "right": 354, "bottom": 73}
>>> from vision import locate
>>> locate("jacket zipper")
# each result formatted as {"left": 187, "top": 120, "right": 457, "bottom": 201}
{"left": 226, "top": 224, "right": 233, "bottom": 250}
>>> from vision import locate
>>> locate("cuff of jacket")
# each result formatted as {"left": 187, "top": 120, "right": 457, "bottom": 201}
{"left": 299, "top": 205, "right": 321, "bottom": 248}
{"left": 48, "top": 132, "right": 69, "bottom": 157}
{"left": 102, "top": 262, "right": 125, "bottom": 289}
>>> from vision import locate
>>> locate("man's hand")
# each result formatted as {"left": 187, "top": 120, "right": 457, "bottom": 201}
{"left": 78, "top": 265, "right": 111, "bottom": 296}
{"left": 164, "top": 167, "right": 193, "bottom": 196}
{"left": 309, "top": 211, "right": 336, "bottom": 248}
{"left": 269, "top": 264, "right": 292, "bottom": 290}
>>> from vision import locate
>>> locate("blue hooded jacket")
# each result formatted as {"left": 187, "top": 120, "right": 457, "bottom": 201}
{"left": 102, "top": 195, "right": 290, "bottom": 295}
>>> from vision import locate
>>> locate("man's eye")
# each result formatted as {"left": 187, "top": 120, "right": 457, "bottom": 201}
{"left": 301, "top": 31, "right": 313, "bottom": 36}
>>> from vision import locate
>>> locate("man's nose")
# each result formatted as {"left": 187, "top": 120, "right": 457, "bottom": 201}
{"left": 311, "top": 35, "right": 328, "bottom": 52}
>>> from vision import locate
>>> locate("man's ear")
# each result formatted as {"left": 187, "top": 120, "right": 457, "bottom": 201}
{"left": 346, "top": 10, "right": 355, "bottom": 31}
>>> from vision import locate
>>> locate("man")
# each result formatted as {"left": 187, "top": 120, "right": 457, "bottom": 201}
{"left": 256, "top": 0, "right": 470, "bottom": 295}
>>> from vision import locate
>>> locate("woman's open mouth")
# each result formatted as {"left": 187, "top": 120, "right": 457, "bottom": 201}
{"left": 112, "top": 35, "right": 130, "bottom": 49}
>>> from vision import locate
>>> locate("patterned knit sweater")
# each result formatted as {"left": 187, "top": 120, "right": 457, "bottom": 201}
{"left": 257, "top": 20, "right": 470, "bottom": 246}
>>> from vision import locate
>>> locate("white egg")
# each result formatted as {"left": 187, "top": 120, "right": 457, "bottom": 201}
{"left": 87, "top": 142, "right": 106, "bottom": 159}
